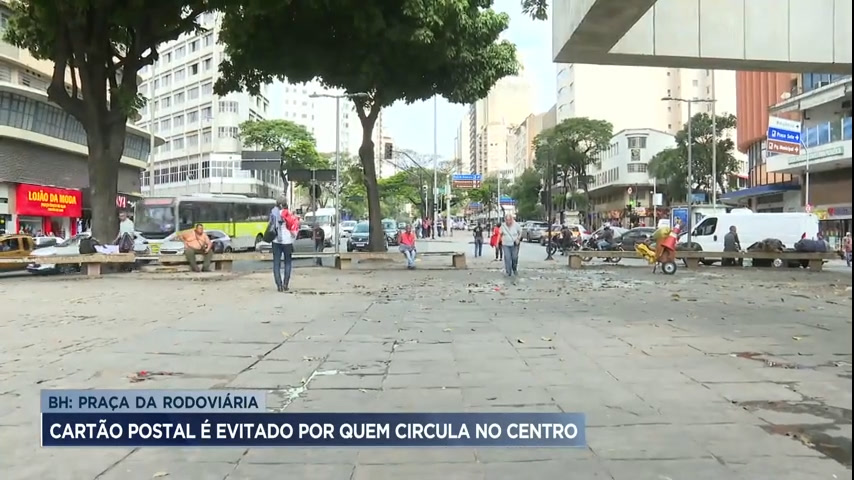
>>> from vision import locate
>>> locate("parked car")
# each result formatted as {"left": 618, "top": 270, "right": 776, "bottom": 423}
{"left": 522, "top": 221, "right": 550, "bottom": 243}
{"left": 340, "top": 220, "right": 357, "bottom": 237}
{"left": 383, "top": 219, "right": 400, "bottom": 246}
{"left": 617, "top": 227, "right": 657, "bottom": 250}
{"left": 0, "top": 234, "right": 36, "bottom": 273}
{"left": 255, "top": 227, "right": 321, "bottom": 254}
{"left": 347, "top": 222, "right": 388, "bottom": 252}
{"left": 26, "top": 234, "right": 91, "bottom": 274}
{"left": 159, "top": 229, "right": 233, "bottom": 255}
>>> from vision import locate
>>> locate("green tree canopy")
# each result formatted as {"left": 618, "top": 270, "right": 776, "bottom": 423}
{"left": 214, "top": 0, "right": 519, "bottom": 250}
{"left": 534, "top": 117, "right": 613, "bottom": 218}
{"left": 3, "top": 0, "right": 208, "bottom": 240}
{"left": 509, "top": 168, "right": 543, "bottom": 220}
{"left": 648, "top": 112, "right": 740, "bottom": 205}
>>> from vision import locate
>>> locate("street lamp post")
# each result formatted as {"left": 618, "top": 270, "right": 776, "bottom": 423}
{"left": 661, "top": 96, "right": 715, "bottom": 246}
{"left": 432, "top": 96, "right": 439, "bottom": 240}
{"left": 309, "top": 91, "right": 369, "bottom": 254}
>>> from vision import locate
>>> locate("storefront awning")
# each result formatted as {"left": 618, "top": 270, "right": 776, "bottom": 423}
{"left": 720, "top": 183, "right": 801, "bottom": 202}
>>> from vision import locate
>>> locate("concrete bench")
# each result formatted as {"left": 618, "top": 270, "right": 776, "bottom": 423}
{"left": 566, "top": 249, "right": 837, "bottom": 271}
{"left": 336, "top": 251, "right": 466, "bottom": 270}
{"left": 158, "top": 251, "right": 341, "bottom": 271}
{"left": 0, "top": 253, "right": 138, "bottom": 276}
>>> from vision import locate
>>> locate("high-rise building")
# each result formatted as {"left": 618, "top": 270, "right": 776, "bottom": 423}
{"left": 464, "top": 73, "right": 534, "bottom": 177}
{"left": 0, "top": 1, "right": 161, "bottom": 235}
{"left": 507, "top": 113, "right": 547, "bottom": 177}
{"left": 137, "top": 12, "right": 278, "bottom": 198}
{"left": 556, "top": 64, "right": 738, "bottom": 137}
{"left": 270, "top": 79, "right": 359, "bottom": 156}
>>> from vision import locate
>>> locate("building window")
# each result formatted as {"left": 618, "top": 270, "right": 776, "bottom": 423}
{"left": 203, "top": 33, "right": 213, "bottom": 47}
{"left": 172, "top": 137, "right": 185, "bottom": 150}
{"left": 218, "top": 126, "right": 239, "bottom": 138}
{"left": 174, "top": 92, "right": 185, "bottom": 105}
{"left": 201, "top": 106, "right": 212, "bottom": 119}
{"left": 160, "top": 118, "right": 171, "bottom": 131}
{"left": 190, "top": 40, "right": 199, "bottom": 52}
{"left": 692, "top": 79, "right": 698, "bottom": 87}
{"left": 162, "top": 96, "right": 172, "bottom": 108}
{"left": 173, "top": 114, "right": 184, "bottom": 128}
{"left": 175, "top": 46, "right": 186, "bottom": 58}
{"left": 190, "top": 63, "right": 199, "bottom": 76}
{"left": 203, "top": 58, "right": 213, "bottom": 71}
{"left": 187, "top": 86, "right": 199, "bottom": 100}
{"left": 218, "top": 101, "right": 238, "bottom": 113}
{"left": 201, "top": 82, "right": 213, "bottom": 95}
{"left": 627, "top": 136, "right": 647, "bottom": 149}
{"left": 174, "top": 69, "right": 185, "bottom": 81}
{"left": 187, "top": 110, "right": 199, "bottom": 124}
{"left": 627, "top": 163, "right": 648, "bottom": 173}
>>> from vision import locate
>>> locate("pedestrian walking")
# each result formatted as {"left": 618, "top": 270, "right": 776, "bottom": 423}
{"left": 500, "top": 214, "right": 522, "bottom": 278}
{"left": 843, "top": 232, "right": 852, "bottom": 267}
{"left": 490, "top": 223, "right": 503, "bottom": 261}
{"left": 473, "top": 223, "right": 484, "bottom": 257}
{"left": 312, "top": 223, "right": 325, "bottom": 266}
{"left": 270, "top": 197, "right": 299, "bottom": 292}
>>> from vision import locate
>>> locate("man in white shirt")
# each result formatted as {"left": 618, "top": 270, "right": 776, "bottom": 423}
{"left": 114, "top": 211, "right": 135, "bottom": 250}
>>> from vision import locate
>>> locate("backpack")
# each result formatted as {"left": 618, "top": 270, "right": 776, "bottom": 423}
{"left": 262, "top": 218, "right": 278, "bottom": 243}
{"left": 79, "top": 236, "right": 98, "bottom": 255}
{"left": 117, "top": 232, "right": 135, "bottom": 253}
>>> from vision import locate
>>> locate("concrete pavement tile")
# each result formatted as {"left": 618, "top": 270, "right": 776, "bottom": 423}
{"left": 130, "top": 447, "right": 246, "bottom": 463}
{"left": 705, "top": 382, "right": 804, "bottom": 403}
{"left": 226, "top": 371, "right": 302, "bottom": 389}
{"left": 454, "top": 360, "right": 529, "bottom": 375}
{"left": 353, "top": 462, "right": 484, "bottom": 480}
{"left": 604, "top": 458, "right": 732, "bottom": 480}
{"left": 375, "top": 388, "right": 465, "bottom": 410}
{"left": 1, "top": 449, "right": 135, "bottom": 480}
{"left": 466, "top": 405, "right": 564, "bottom": 413}
{"left": 640, "top": 345, "right": 706, "bottom": 357}
{"left": 727, "top": 456, "right": 851, "bottom": 480}
{"left": 680, "top": 365, "right": 769, "bottom": 383}
{"left": 587, "top": 425, "right": 711, "bottom": 460}
{"left": 603, "top": 367, "right": 693, "bottom": 383}
{"left": 686, "top": 423, "right": 824, "bottom": 461}
{"left": 309, "top": 372, "right": 385, "bottom": 390}
{"left": 630, "top": 381, "right": 724, "bottom": 406}
{"left": 265, "top": 342, "right": 339, "bottom": 361}
{"left": 458, "top": 371, "right": 542, "bottom": 388}
{"left": 483, "top": 459, "right": 612, "bottom": 479}
{"left": 243, "top": 448, "right": 359, "bottom": 464}
{"left": 384, "top": 373, "right": 462, "bottom": 389}
{"left": 387, "top": 361, "right": 457, "bottom": 375}
{"left": 297, "top": 390, "right": 380, "bottom": 411}
{"left": 358, "top": 448, "right": 476, "bottom": 464}
{"left": 584, "top": 405, "right": 665, "bottom": 427}
{"left": 462, "top": 387, "right": 556, "bottom": 407}
{"left": 245, "top": 359, "right": 319, "bottom": 375}
{"left": 475, "top": 447, "right": 595, "bottom": 463}
{"left": 99, "top": 461, "right": 237, "bottom": 480}
{"left": 655, "top": 402, "right": 767, "bottom": 425}
{"left": 327, "top": 361, "right": 390, "bottom": 375}
{"left": 548, "top": 385, "right": 644, "bottom": 411}
{"left": 230, "top": 463, "right": 356, "bottom": 479}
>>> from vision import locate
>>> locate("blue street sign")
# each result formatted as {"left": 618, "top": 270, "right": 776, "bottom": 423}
{"left": 766, "top": 127, "right": 800, "bottom": 144}
{"left": 452, "top": 174, "right": 482, "bottom": 181}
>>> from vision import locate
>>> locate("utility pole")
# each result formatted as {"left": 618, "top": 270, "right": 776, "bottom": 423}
{"left": 432, "top": 96, "right": 438, "bottom": 239}
{"left": 545, "top": 148, "right": 554, "bottom": 260}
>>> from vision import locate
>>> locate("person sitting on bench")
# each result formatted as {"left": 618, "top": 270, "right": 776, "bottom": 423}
{"left": 179, "top": 223, "right": 213, "bottom": 272}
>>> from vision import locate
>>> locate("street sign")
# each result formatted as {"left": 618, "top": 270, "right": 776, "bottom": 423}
{"left": 805, "top": 204, "right": 812, "bottom": 213}
{"left": 452, "top": 174, "right": 483, "bottom": 181}
{"left": 766, "top": 116, "right": 802, "bottom": 156}
{"left": 626, "top": 187, "right": 633, "bottom": 195}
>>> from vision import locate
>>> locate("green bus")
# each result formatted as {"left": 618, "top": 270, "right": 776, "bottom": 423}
{"left": 135, "top": 194, "right": 275, "bottom": 253}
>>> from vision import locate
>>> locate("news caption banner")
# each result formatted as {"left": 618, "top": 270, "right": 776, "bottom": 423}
{"left": 42, "top": 390, "right": 586, "bottom": 448}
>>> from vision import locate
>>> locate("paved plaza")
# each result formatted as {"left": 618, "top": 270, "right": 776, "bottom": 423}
{"left": 0, "top": 243, "right": 851, "bottom": 479}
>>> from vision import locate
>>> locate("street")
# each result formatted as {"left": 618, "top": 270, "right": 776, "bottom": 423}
{"left": 0, "top": 236, "right": 851, "bottom": 480}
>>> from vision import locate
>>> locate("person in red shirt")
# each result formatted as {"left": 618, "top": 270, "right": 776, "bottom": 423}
{"left": 399, "top": 224, "right": 417, "bottom": 269}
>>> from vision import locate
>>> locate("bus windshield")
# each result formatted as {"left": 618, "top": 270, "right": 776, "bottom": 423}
{"left": 135, "top": 203, "right": 176, "bottom": 238}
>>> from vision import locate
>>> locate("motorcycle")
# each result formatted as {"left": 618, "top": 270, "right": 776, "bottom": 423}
{"left": 579, "top": 234, "right": 624, "bottom": 264}
{"left": 545, "top": 232, "right": 582, "bottom": 257}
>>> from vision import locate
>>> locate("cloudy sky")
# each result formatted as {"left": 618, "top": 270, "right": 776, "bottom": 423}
{"left": 380, "top": 0, "right": 557, "bottom": 158}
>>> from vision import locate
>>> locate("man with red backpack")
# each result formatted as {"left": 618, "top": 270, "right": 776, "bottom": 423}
{"left": 270, "top": 197, "right": 300, "bottom": 292}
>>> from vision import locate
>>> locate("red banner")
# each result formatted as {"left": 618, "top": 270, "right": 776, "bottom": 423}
{"left": 16, "top": 184, "right": 82, "bottom": 218}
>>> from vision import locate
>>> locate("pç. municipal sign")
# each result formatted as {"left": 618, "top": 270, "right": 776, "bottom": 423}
{"left": 452, "top": 174, "right": 483, "bottom": 181}
{"left": 767, "top": 116, "right": 802, "bottom": 155}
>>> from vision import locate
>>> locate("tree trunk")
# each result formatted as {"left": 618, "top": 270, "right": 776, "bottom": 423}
{"left": 87, "top": 127, "right": 122, "bottom": 243}
{"left": 357, "top": 116, "right": 384, "bottom": 251}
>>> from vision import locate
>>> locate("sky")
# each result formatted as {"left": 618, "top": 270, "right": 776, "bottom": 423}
{"left": 380, "top": 0, "right": 557, "bottom": 158}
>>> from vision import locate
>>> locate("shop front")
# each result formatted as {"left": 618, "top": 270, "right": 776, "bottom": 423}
{"left": 14, "top": 183, "right": 82, "bottom": 237}
{"left": 814, "top": 204, "right": 852, "bottom": 249}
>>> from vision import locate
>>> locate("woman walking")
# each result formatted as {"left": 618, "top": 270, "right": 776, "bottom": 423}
{"left": 490, "top": 222, "right": 503, "bottom": 261}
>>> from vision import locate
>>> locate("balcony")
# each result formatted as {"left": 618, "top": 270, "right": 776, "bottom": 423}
{"left": 767, "top": 117, "right": 852, "bottom": 175}
{"left": 802, "top": 117, "right": 852, "bottom": 148}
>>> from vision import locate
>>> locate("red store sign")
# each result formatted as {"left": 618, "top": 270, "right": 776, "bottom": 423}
{"left": 16, "top": 184, "right": 82, "bottom": 218}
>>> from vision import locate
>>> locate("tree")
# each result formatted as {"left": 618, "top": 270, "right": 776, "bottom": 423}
{"left": 534, "top": 117, "right": 613, "bottom": 220}
{"left": 239, "top": 119, "right": 327, "bottom": 209}
{"left": 3, "top": 1, "right": 208, "bottom": 241}
{"left": 214, "top": 0, "right": 518, "bottom": 250}
{"left": 510, "top": 168, "right": 543, "bottom": 220}
{"left": 648, "top": 113, "right": 740, "bottom": 204}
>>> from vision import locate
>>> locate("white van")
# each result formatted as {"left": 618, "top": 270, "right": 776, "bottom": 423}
{"left": 689, "top": 210, "right": 819, "bottom": 258}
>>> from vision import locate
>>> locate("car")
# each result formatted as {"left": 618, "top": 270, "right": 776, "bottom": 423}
{"left": 255, "top": 227, "right": 324, "bottom": 254}
{"left": 340, "top": 221, "right": 358, "bottom": 237}
{"left": 382, "top": 219, "right": 400, "bottom": 246}
{"left": 0, "top": 234, "right": 36, "bottom": 273}
{"left": 347, "top": 222, "right": 388, "bottom": 252}
{"left": 26, "top": 232, "right": 151, "bottom": 274}
{"left": 564, "top": 224, "right": 592, "bottom": 242}
{"left": 617, "top": 227, "right": 657, "bottom": 250}
{"left": 522, "top": 221, "right": 549, "bottom": 242}
{"left": 159, "top": 229, "right": 233, "bottom": 256}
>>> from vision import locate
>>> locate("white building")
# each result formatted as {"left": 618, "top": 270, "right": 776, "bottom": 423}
{"left": 463, "top": 73, "right": 534, "bottom": 177}
{"left": 556, "top": 64, "right": 738, "bottom": 137}
{"left": 270, "top": 79, "right": 360, "bottom": 156}
{"left": 585, "top": 128, "right": 676, "bottom": 226}
{"left": 137, "top": 12, "right": 279, "bottom": 198}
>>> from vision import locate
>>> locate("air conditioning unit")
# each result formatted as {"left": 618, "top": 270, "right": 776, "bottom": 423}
{"left": 817, "top": 81, "right": 830, "bottom": 88}
{"left": 630, "top": 149, "right": 641, "bottom": 162}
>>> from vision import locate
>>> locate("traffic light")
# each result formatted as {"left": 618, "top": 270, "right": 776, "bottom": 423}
{"left": 384, "top": 142, "right": 393, "bottom": 159}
